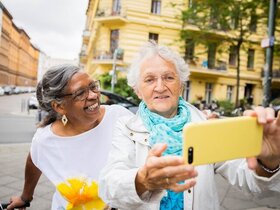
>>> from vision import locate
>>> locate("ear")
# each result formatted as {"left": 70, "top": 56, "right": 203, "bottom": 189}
{"left": 51, "top": 101, "right": 66, "bottom": 116}
{"left": 179, "top": 83, "right": 184, "bottom": 94}
{"left": 134, "top": 87, "right": 142, "bottom": 100}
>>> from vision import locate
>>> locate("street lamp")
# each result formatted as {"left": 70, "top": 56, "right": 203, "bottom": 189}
{"left": 111, "top": 48, "right": 123, "bottom": 92}
{"left": 262, "top": 0, "right": 278, "bottom": 107}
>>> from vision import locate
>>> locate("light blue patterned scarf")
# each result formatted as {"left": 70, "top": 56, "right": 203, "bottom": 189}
{"left": 139, "top": 96, "right": 191, "bottom": 210}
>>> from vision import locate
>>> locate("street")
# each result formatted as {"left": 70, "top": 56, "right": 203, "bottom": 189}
{"left": 0, "top": 93, "right": 37, "bottom": 144}
{"left": 0, "top": 93, "right": 54, "bottom": 210}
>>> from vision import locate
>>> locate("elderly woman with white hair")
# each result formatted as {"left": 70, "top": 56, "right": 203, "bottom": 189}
{"left": 99, "top": 41, "right": 280, "bottom": 210}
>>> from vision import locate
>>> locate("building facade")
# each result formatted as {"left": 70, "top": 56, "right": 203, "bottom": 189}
{"left": 80, "top": 0, "right": 280, "bottom": 106}
{"left": 0, "top": 2, "right": 39, "bottom": 87}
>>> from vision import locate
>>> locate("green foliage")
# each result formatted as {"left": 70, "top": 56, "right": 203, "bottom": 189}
{"left": 180, "top": 0, "right": 271, "bottom": 106}
{"left": 217, "top": 100, "right": 235, "bottom": 116}
{"left": 98, "top": 73, "right": 141, "bottom": 104}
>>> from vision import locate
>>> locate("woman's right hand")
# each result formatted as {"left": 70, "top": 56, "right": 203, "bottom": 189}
{"left": 135, "top": 143, "right": 197, "bottom": 196}
{"left": 7, "top": 196, "right": 27, "bottom": 210}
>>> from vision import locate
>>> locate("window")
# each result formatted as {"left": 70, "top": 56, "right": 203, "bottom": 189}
{"left": 208, "top": 43, "right": 217, "bottom": 69}
{"left": 229, "top": 46, "right": 237, "bottom": 66}
{"left": 151, "top": 0, "right": 161, "bottom": 14}
{"left": 185, "top": 39, "right": 195, "bottom": 61}
{"left": 247, "top": 49, "right": 255, "bottom": 69}
{"left": 149, "top": 33, "right": 159, "bottom": 43}
{"left": 184, "top": 81, "right": 191, "bottom": 101}
{"left": 110, "top": 29, "right": 119, "bottom": 55}
{"left": 226, "top": 85, "right": 233, "bottom": 101}
{"left": 249, "top": 13, "right": 257, "bottom": 32}
{"left": 205, "top": 83, "right": 213, "bottom": 104}
{"left": 112, "top": 0, "right": 121, "bottom": 15}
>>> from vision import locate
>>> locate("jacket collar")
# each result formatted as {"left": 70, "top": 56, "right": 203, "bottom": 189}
{"left": 125, "top": 112, "right": 148, "bottom": 133}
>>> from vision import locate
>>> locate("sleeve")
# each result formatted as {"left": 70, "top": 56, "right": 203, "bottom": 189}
{"left": 98, "top": 117, "right": 162, "bottom": 209}
{"left": 215, "top": 159, "right": 280, "bottom": 207}
{"left": 30, "top": 129, "right": 42, "bottom": 169}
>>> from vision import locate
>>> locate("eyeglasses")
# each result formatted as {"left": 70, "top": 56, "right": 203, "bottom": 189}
{"left": 143, "top": 74, "right": 177, "bottom": 86}
{"left": 59, "top": 80, "right": 101, "bottom": 101}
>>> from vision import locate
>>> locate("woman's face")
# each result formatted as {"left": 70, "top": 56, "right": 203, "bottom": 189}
{"left": 136, "top": 55, "right": 182, "bottom": 118}
{"left": 62, "top": 71, "right": 102, "bottom": 126}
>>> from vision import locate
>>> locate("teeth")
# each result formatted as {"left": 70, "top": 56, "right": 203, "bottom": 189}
{"left": 88, "top": 103, "right": 98, "bottom": 111}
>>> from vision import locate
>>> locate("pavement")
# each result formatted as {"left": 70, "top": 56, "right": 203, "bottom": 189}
{"left": 0, "top": 143, "right": 279, "bottom": 210}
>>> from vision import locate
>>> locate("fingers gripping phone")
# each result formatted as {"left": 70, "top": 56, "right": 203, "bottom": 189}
{"left": 183, "top": 116, "right": 263, "bottom": 166}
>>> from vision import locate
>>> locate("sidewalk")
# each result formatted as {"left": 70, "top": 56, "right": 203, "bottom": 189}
{"left": 0, "top": 143, "right": 279, "bottom": 210}
{"left": 0, "top": 143, "right": 53, "bottom": 210}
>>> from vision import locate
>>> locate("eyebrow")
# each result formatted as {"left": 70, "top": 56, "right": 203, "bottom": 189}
{"left": 71, "top": 81, "right": 95, "bottom": 92}
{"left": 143, "top": 71, "right": 176, "bottom": 77}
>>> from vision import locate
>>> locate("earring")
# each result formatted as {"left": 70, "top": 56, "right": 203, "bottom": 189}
{"left": 61, "top": 115, "right": 68, "bottom": 126}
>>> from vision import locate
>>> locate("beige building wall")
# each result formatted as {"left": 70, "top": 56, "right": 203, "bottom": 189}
{"left": 80, "top": 0, "right": 280, "bottom": 106}
{"left": 0, "top": 2, "right": 39, "bottom": 87}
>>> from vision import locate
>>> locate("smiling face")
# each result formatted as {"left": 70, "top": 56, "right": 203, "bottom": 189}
{"left": 60, "top": 71, "right": 103, "bottom": 128}
{"left": 136, "top": 55, "right": 183, "bottom": 118}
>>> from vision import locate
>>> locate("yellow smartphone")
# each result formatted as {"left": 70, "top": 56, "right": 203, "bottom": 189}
{"left": 183, "top": 116, "right": 263, "bottom": 166}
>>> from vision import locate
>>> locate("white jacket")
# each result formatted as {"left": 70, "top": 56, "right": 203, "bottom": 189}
{"left": 99, "top": 103, "right": 280, "bottom": 210}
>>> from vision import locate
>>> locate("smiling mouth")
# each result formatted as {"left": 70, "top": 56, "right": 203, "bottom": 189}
{"left": 87, "top": 103, "right": 98, "bottom": 111}
{"left": 154, "top": 95, "right": 169, "bottom": 99}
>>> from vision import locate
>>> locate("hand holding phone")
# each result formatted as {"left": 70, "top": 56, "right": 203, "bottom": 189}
{"left": 183, "top": 116, "right": 263, "bottom": 166}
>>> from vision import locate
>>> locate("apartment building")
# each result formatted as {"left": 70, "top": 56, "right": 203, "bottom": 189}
{"left": 0, "top": 2, "right": 39, "bottom": 87}
{"left": 80, "top": 0, "right": 280, "bottom": 106}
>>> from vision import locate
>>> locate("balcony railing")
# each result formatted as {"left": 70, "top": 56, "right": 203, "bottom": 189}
{"left": 261, "top": 69, "right": 280, "bottom": 78}
{"left": 186, "top": 58, "right": 227, "bottom": 71}
{"left": 95, "top": 8, "right": 126, "bottom": 18}
{"left": 93, "top": 49, "right": 124, "bottom": 61}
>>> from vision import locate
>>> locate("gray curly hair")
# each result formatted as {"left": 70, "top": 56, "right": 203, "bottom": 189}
{"left": 36, "top": 64, "right": 82, "bottom": 127}
{"left": 127, "top": 41, "right": 189, "bottom": 89}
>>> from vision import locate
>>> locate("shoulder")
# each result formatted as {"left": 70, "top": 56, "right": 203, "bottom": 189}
{"left": 32, "top": 125, "right": 51, "bottom": 143}
{"left": 185, "top": 101, "right": 207, "bottom": 122}
{"left": 103, "top": 104, "right": 134, "bottom": 117}
{"left": 117, "top": 112, "right": 147, "bottom": 133}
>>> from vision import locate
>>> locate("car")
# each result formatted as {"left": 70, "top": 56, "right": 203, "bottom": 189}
{"left": 3, "top": 86, "right": 13, "bottom": 95}
{"left": 28, "top": 94, "right": 39, "bottom": 109}
{"left": 0, "top": 87, "right": 4, "bottom": 96}
{"left": 100, "top": 90, "right": 139, "bottom": 113}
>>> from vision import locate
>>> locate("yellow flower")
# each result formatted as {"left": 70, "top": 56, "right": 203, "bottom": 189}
{"left": 56, "top": 177, "right": 106, "bottom": 210}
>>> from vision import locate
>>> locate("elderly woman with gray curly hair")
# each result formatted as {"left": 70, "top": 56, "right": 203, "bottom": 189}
{"left": 7, "top": 64, "right": 133, "bottom": 210}
{"left": 99, "top": 41, "right": 280, "bottom": 210}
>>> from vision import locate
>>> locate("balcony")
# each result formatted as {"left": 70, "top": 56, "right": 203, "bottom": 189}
{"left": 261, "top": 69, "right": 280, "bottom": 83}
{"left": 95, "top": 8, "right": 127, "bottom": 25}
{"left": 92, "top": 50, "right": 125, "bottom": 66}
{"left": 82, "top": 30, "right": 90, "bottom": 44}
{"left": 187, "top": 58, "right": 228, "bottom": 77}
{"left": 261, "top": 69, "right": 280, "bottom": 78}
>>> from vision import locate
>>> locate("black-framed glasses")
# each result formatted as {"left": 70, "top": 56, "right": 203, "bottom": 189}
{"left": 59, "top": 80, "right": 101, "bottom": 101}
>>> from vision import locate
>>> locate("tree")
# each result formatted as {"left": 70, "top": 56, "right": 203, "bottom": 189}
{"left": 98, "top": 73, "right": 140, "bottom": 104}
{"left": 180, "top": 0, "right": 269, "bottom": 107}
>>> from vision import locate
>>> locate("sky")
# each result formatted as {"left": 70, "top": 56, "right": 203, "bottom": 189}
{"left": 1, "top": 0, "right": 88, "bottom": 60}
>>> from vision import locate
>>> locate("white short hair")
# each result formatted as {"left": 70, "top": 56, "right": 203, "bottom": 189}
{"left": 127, "top": 41, "right": 189, "bottom": 89}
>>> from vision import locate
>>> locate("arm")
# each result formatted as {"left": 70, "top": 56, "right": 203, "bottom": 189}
{"left": 244, "top": 107, "right": 280, "bottom": 178}
{"left": 99, "top": 119, "right": 148, "bottom": 209}
{"left": 99, "top": 118, "right": 197, "bottom": 209}
{"left": 7, "top": 153, "right": 42, "bottom": 210}
{"left": 214, "top": 108, "right": 280, "bottom": 207}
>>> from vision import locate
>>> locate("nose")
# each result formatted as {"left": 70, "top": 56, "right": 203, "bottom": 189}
{"left": 87, "top": 89, "right": 98, "bottom": 99}
{"left": 154, "top": 77, "right": 166, "bottom": 91}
